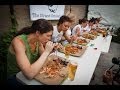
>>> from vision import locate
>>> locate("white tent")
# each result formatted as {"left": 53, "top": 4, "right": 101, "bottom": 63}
{"left": 88, "top": 5, "right": 120, "bottom": 29}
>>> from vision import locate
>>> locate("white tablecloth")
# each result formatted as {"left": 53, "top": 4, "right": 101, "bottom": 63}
{"left": 16, "top": 35, "right": 112, "bottom": 85}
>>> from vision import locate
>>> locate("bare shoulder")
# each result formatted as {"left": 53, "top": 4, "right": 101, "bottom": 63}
{"left": 12, "top": 36, "right": 22, "bottom": 45}
{"left": 76, "top": 26, "right": 80, "bottom": 30}
{"left": 11, "top": 36, "right": 25, "bottom": 51}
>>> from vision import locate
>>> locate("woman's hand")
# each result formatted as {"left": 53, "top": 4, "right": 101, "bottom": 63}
{"left": 83, "top": 29, "right": 87, "bottom": 32}
{"left": 76, "top": 28, "right": 81, "bottom": 36}
{"left": 54, "top": 43, "right": 63, "bottom": 50}
{"left": 44, "top": 41, "right": 55, "bottom": 54}
{"left": 71, "top": 35, "right": 77, "bottom": 41}
{"left": 39, "top": 42, "right": 45, "bottom": 54}
{"left": 69, "top": 35, "right": 77, "bottom": 44}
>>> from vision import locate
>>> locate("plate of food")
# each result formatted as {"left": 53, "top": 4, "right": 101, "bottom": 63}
{"left": 89, "top": 30, "right": 98, "bottom": 36}
{"left": 58, "top": 44, "right": 87, "bottom": 57}
{"left": 97, "top": 29, "right": 108, "bottom": 37}
{"left": 82, "top": 33, "right": 97, "bottom": 40}
{"left": 34, "top": 55, "right": 69, "bottom": 85}
{"left": 73, "top": 37, "right": 90, "bottom": 46}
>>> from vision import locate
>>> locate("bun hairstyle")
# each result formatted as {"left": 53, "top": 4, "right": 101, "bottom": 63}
{"left": 89, "top": 17, "right": 96, "bottom": 24}
{"left": 91, "top": 17, "right": 95, "bottom": 19}
{"left": 66, "top": 13, "right": 76, "bottom": 22}
{"left": 79, "top": 18, "right": 88, "bottom": 24}
{"left": 96, "top": 17, "right": 101, "bottom": 22}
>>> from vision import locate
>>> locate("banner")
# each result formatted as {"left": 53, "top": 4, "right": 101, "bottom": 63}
{"left": 30, "top": 5, "right": 65, "bottom": 20}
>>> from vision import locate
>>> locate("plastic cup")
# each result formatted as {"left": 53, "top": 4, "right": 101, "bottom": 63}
{"left": 68, "top": 62, "right": 78, "bottom": 81}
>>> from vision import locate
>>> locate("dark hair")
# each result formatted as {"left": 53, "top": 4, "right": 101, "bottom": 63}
{"left": 57, "top": 15, "right": 73, "bottom": 26}
{"left": 79, "top": 18, "right": 88, "bottom": 24}
{"left": 95, "top": 18, "right": 101, "bottom": 23}
{"left": 89, "top": 17, "right": 95, "bottom": 24}
{"left": 15, "top": 19, "right": 53, "bottom": 36}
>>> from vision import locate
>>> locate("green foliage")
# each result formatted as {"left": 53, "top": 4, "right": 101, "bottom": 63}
{"left": 112, "top": 27, "right": 120, "bottom": 44}
{"left": 0, "top": 24, "right": 17, "bottom": 61}
{"left": 0, "top": 14, "right": 18, "bottom": 81}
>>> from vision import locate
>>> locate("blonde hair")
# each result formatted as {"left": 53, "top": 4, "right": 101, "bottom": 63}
{"left": 66, "top": 12, "right": 76, "bottom": 23}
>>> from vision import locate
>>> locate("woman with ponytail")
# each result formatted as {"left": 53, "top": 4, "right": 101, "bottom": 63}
{"left": 7, "top": 19, "right": 58, "bottom": 86}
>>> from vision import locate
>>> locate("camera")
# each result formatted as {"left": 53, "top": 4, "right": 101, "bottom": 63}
{"left": 110, "top": 57, "right": 120, "bottom": 85}
{"left": 112, "top": 57, "right": 120, "bottom": 65}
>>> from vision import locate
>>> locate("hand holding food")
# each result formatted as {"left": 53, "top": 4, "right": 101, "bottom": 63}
{"left": 44, "top": 41, "right": 55, "bottom": 53}
{"left": 54, "top": 43, "right": 63, "bottom": 50}
{"left": 70, "top": 35, "right": 77, "bottom": 41}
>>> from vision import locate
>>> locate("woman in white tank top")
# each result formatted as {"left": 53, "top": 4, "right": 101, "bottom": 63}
{"left": 72, "top": 18, "right": 88, "bottom": 36}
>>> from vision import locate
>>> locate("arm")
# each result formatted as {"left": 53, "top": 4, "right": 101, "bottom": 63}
{"left": 76, "top": 27, "right": 81, "bottom": 36}
{"left": 12, "top": 38, "right": 54, "bottom": 79}
{"left": 64, "top": 30, "right": 77, "bottom": 43}
{"left": 61, "top": 35, "right": 66, "bottom": 41}
{"left": 64, "top": 31, "right": 71, "bottom": 43}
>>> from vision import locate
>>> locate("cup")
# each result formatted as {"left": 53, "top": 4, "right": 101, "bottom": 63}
{"left": 65, "top": 50, "right": 70, "bottom": 59}
{"left": 103, "top": 32, "right": 106, "bottom": 37}
{"left": 64, "top": 44, "right": 71, "bottom": 59}
{"left": 68, "top": 62, "right": 78, "bottom": 81}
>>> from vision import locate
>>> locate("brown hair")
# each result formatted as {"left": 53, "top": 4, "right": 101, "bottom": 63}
{"left": 15, "top": 19, "right": 53, "bottom": 36}
{"left": 57, "top": 15, "right": 73, "bottom": 26}
{"left": 89, "top": 17, "right": 96, "bottom": 24}
{"left": 95, "top": 17, "right": 101, "bottom": 23}
{"left": 79, "top": 18, "right": 88, "bottom": 24}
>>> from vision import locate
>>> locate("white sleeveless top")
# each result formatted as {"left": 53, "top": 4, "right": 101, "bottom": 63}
{"left": 84, "top": 24, "right": 91, "bottom": 32}
{"left": 52, "top": 25, "right": 63, "bottom": 42}
{"left": 72, "top": 24, "right": 84, "bottom": 35}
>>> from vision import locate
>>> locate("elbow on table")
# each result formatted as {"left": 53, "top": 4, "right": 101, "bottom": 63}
{"left": 22, "top": 71, "right": 36, "bottom": 80}
{"left": 26, "top": 75, "right": 34, "bottom": 80}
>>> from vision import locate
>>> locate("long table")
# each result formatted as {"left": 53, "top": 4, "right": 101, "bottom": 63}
{"left": 16, "top": 35, "right": 112, "bottom": 85}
